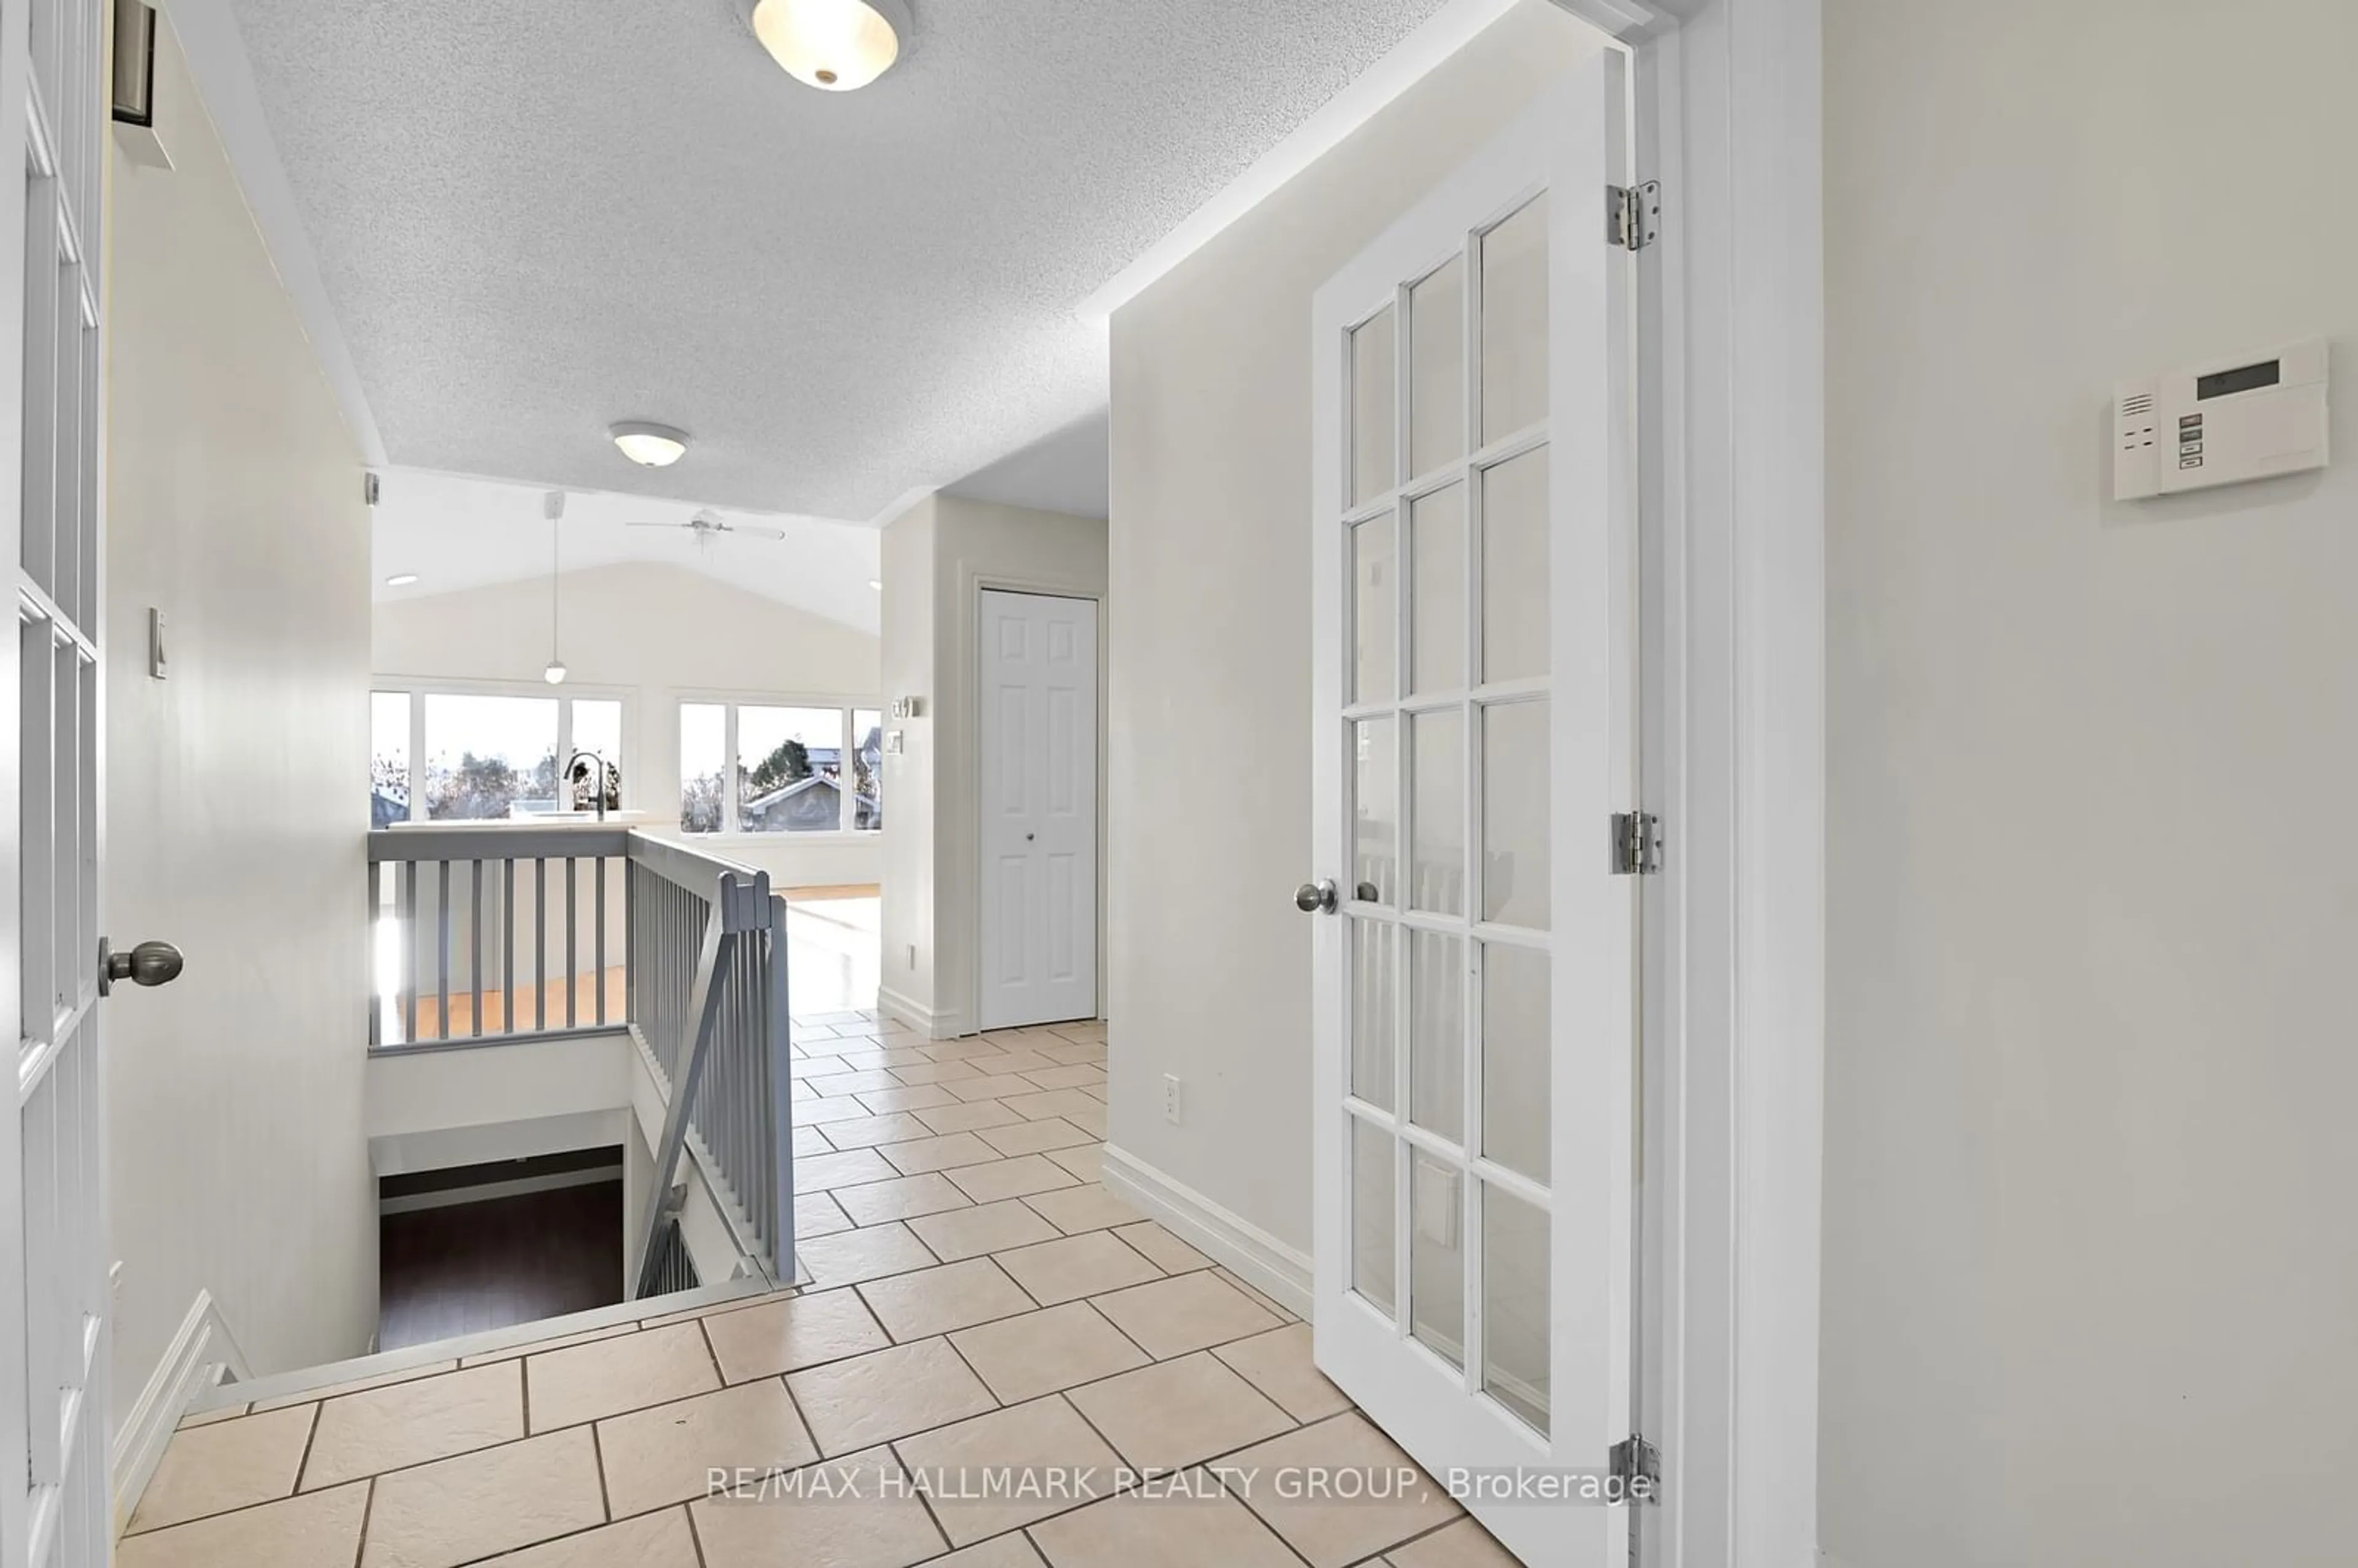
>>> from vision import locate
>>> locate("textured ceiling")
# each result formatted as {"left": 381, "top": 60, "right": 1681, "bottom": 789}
{"left": 372, "top": 469, "right": 882, "bottom": 634}
{"left": 225, "top": 0, "right": 1457, "bottom": 521}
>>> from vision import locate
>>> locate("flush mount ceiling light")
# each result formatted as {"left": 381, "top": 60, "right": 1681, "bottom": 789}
{"left": 384, "top": 573, "right": 419, "bottom": 588}
{"left": 749, "top": 0, "right": 911, "bottom": 91}
{"left": 609, "top": 421, "right": 690, "bottom": 468}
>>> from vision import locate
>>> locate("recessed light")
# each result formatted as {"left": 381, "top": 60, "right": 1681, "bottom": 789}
{"left": 384, "top": 573, "right": 419, "bottom": 587}
{"left": 869, "top": 580, "right": 882, "bottom": 590}
{"left": 610, "top": 421, "right": 690, "bottom": 468}
{"left": 749, "top": 0, "right": 911, "bottom": 92}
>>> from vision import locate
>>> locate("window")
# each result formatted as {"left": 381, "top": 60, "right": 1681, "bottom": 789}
{"left": 678, "top": 699, "right": 884, "bottom": 835}
{"left": 371, "top": 684, "right": 631, "bottom": 825}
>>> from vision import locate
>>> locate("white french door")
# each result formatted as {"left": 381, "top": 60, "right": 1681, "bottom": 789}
{"left": 1, "top": 0, "right": 114, "bottom": 1562}
{"left": 976, "top": 590, "right": 1099, "bottom": 1031}
{"left": 1309, "top": 55, "right": 1637, "bottom": 1568}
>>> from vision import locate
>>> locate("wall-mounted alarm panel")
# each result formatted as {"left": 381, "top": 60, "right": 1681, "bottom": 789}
{"left": 2115, "top": 338, "right": 2329, "bottom": 500}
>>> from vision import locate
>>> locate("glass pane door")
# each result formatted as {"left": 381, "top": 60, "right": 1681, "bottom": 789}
{"left": 1339, "top": 190, "right": 1558, "bottom": 1437}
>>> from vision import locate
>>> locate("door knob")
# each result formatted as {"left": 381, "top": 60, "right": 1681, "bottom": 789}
{"left": 1294, "top": 879, "right": 1339, "bottom": 914}
{"left": 99, "top": 939, "right": 184, "bottom": 996}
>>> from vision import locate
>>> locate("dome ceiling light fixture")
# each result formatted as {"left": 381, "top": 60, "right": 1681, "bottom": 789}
{"left": 610, "top": 421, "right": 690, "bottom": 468}
{"left": 748, "top": 0, "right": 912, "bottom": 92}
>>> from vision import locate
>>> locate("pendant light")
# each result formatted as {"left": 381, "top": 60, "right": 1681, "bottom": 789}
{"left": 543, "top": 491, "right": 569, "bottom": 685}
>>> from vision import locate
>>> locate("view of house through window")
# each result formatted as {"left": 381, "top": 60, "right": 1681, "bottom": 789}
{"left": 372, "top": 686, "right": 631, "bottom": 823}
{"left": 679, "top": 699, "right": 883, "bottom": 834}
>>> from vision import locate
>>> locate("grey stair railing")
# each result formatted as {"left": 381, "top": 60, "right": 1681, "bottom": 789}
{"left": 623, "top": 837, "right": 795, "bottom": 1297}
{"left": 365, "top": 825, "right": 796, "bottom": 1296}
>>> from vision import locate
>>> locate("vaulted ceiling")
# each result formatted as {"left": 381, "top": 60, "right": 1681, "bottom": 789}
{"left": 222, "top": 0, "right": 1461, "bottom": 522}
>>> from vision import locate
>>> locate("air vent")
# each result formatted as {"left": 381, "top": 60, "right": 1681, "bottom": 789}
{"left": 2120, "top": 392, "right": 2154, "bottom": 417}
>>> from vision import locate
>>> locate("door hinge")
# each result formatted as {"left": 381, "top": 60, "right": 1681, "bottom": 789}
{"left": 1609, "top": 180, "right": 1660, "bottom": 252}
{"left": 1608, "top": 1432, "right": 1662, "bottom": 1502}
{"left": 1611, "top": 811, "right": 1663, "bottom": 876}
{"left": 364, "top": 471, "right": 381, "bottom": 507}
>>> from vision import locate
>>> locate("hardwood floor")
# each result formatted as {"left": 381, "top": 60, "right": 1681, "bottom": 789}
{"left": 377, "top": 1182, "right": 625, "bottom": 1351}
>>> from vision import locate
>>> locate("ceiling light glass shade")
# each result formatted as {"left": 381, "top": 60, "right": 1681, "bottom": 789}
{"left": 609, "top": 421, "right": 690, "bottom": 467}
{"left": 544, "top": 661, "right": 568, "bottom": 685}
{"left": 750, "top": 0, "right": 909, "bottom": 91}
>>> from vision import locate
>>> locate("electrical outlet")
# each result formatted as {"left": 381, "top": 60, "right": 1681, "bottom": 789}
{"left": 1162, "top": 1074, "right": 1182, "bottom": 1126}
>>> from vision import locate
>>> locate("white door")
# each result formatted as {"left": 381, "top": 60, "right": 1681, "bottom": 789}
{"left": 1309, "top": 56, "right": 1637, "bottom": 1568}
{"left": 977, "top": 591, "right": 1099, "bottom": 1031}
{"left": 2, "top": 0, "right": 119, "bottom": 1562}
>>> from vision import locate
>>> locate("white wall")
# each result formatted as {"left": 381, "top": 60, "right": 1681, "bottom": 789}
{"left": 877, "top": 494, "right": 1107, "bottom": 1036}
{"left": 104, "top": 20, "right": 378, "bottom": 1418}
{"left": 373, "top": 561, "right": 884, "bottom": 888}
{"left": 1103, "top": 1, "right": 1600, "bottom": 1254}
{"left": 1823, "top": 4, "right": 2358, "bottom": 1564}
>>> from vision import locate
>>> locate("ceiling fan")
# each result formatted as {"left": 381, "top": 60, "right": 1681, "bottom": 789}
{"left": 626, "top": 509, "right": 786, "bottom": 543}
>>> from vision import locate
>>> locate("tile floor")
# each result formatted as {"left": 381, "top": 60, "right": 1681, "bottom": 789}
{"left": 123, "top": 1010, "right": 1524, "bottom": 1568}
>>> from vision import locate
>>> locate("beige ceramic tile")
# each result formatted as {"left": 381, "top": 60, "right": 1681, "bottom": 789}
{"left": 702, "top": 1287, "right": 891, "bottom": 1383}
{"left": 893, "top": 1396, "right": 1119, "bottom": 1545}
{"left": 815, "top": 1111, "right": 936, "bottom": 1149}
{"left": 992, "top": 1230, "right": 1161, "bottom": 1305}
{"left": 1091, "top": 1272, "right": 1282, "bottom": 1360}
{"left": 526, "top": 1322, "right": 719, "bottom": 1432}
{"left": 1045, "top": 1144, "right": 1105, "bottom": 1182}
{"left": 1061, "top": 1102, "right": 1110, "bottom": 1138}
{"left": 362, "top": 1427, "right": 607, "bottom": 1568}
{"left": 856, "top": 1257, "right": 1038, "bottom": 1341}
{"left": 854, "top": 1082, "right": 961, "bottom": 1114}
{"left": 117, "top": 1481, "right": 368, "bottom": 1568}
{"left": 1212, "top": 1325, "right": 1352, "bottom": 1422}
{"left": 128, "top": 1404, "right": 315, "bottom": 1534}
{"left": 251, "top": 1359, "right": 460, "bottom": 1411}
{"left": 796, "top": 1147, "right": 903, "bottom": 1190}
{"left": 1022, "top": 1182, "right": 1142, "bottom": 1235}
{"left": 599, "top": 1378, "right": 819, "bottom": 1517}
{"left": 1029, "top": 1483, "right": 1301, "bottom": 1568}
{"left": 785, "top": 1337, "right": 996, "bottom": 1455}
{"left": 947, "top": 1301, "right": 1150, "bottom": 1405}
{"left": 1385, "top": 1516, "right": 1524, "bottom": 1567}
{"left": 947, "top": 1154, "right": 1084, "bottom": 1205}
{"left": 906, "top": 1198, "right": 1064, "bottom": 1262}
{"left": 638, "top": 1292, "right": 789, "bottom": 1331}
{"left": 1215, "top": 1268, "right": 1299, "bottom": 1323}
{"left": 1115, "top": 1221, "right": 1211, "bottom": 1275}
{"left": 796, "top": 1190, "right": 857, "bottom": 1238}
{"left": 1035, "top": 1040, "right": 1107, "bottom": 1065}
{"left": 920, "top": 1040, "right": 1010, "bottom": 1062}
{"left": 941, "top": 1073, "right": 1046, "bottom": 1103}
{"left": 690, "top": 1448, "right": 946, "bottom": 1568}
{"left": 1067, "top": 1353, "right": 1293, "bottom": 1472}
{"left": 932, "top": 1534, "right": 1049, "bottom": 1567}
{"left": 975, "top": 1117, "right": 1096, "bottom": 1159}
{"left": 795, "top": 1126, "right": 838, "bottom": 1157}
{"left": 887, "top": 1060, "right": 982, "bottom": 1086}
{"left": 464, "top": 1326, "right": 633, "bottom": 1367}
{"left": 877, "top": 1130, "right": 1001, "bottom": 1174}
{"left": 912, "top": 1098, "right": 1027, "bottom": 1135}
{"left": 1221, "top": 1414, "right": 1461, "bottom": 1568}
{"left": 832, "top": 1171, "right": 973, "bottom": 1226}
{"left": 1020, "top": 1064, "right": 1107, "bottom": 1092}
{"left": 302, "top": 1362, "right": 523, "bottom": 1489}
{"left": 176, "top": 1402, "right": 250, "bottom": 1428}
{"left": 795, "top": 1221, "right": 943, "bottom": 1287}
{"left": 805, "top": 1069, "right": 906, "bottom": 1095}
{"left": 488, "top": 1508, "right": 702, "bottom": 1568}
{"left": 998, "top": 1088, "right": 1106, "bottom": 1122}
{"left": 791, "top": 1095, "right": 877, "bottom": 1127}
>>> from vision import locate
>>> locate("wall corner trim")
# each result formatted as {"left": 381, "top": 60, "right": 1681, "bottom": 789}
{"left": 112, "top": 1289, "right": 252, "bottom": 1530}
{"left": 876, "top": 984, "right": 967, "bottom": 1041}
{"left": 1100, "top": 1144, "right": 1313, "bottom": 1319}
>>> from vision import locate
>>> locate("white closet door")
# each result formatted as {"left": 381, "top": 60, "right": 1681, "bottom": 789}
{"left": 978, "top": 591, "right": 1099, "bottom": 1031}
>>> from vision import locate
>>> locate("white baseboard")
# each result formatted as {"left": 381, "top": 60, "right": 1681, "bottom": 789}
{"left": 1100, "top": 1144, "right": 1313, "bottom": 1320}
{"left": 114, "top": 1290, "right": 251, "bottom": 1529}
{"left": 876, "top": 984, "right": 967, "bottom": 1041}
